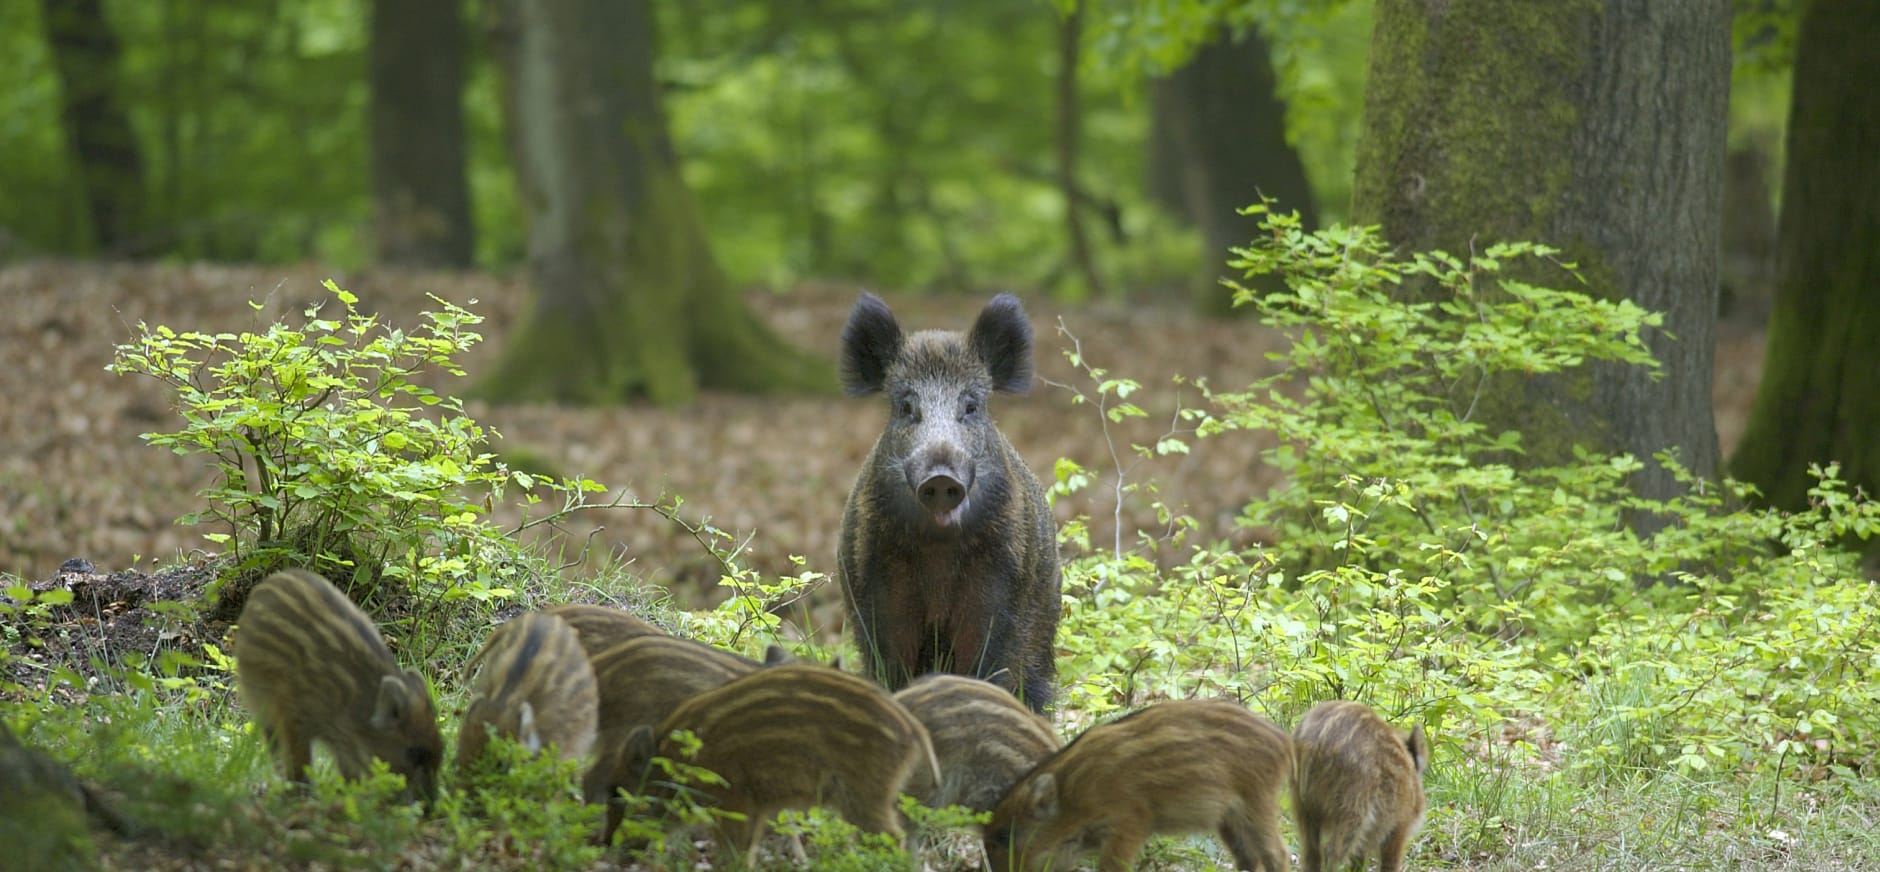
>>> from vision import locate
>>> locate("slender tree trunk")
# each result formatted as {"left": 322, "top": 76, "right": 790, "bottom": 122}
{"left": 1717, "top": 146, "right": 1777, "bottom": 322}
{"left": 1056, "top": 2, "right": 1105, "bottom": 297}
{"left": 1731, "top": 0, "right": 1880, "bottom": 513}
{"left": 367, "top": 0, "right": 474, "bottom": 268}
{"left": 1145, "top": 81, "right": 1186, "bottom": 219}
{"left": 40, "top": 0, "right": 146, "bottom": 255}
{"left": 1150, "top": 25, "right": 1318, "bottom": 315}
{"left": 1352, "top": 0, "right": 1729, "bottom": 533}
{"left": 482, "top": 0, "right": 829, "bottom": 406}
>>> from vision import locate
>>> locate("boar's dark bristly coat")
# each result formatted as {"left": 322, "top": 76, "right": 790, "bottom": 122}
{"left": 837, "top": 292, "right": 1062, "bottom": 713}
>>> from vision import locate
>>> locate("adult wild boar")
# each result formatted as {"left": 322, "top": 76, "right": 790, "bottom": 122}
{"left": 837, "top": 291, "right": 1061, "bottom": 712}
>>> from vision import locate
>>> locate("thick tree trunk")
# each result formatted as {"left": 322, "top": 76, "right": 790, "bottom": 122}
{"left": 1731, "top": 0, "right": 1880, "bottom": 512}
{"left": 1150, "top": 25, "right": 1318, "bottom": 315}
{"left": 482, "top": 0, "right": 829, "bottom": 406}
{"left": 367, "top": 0, "right": 475, "bottom": 268}
{"left": 1352, "top": 0, "right": 1729, "bottom": 532}
{"left": 1055, "top": 2, "right": 1105, "bottom": 297}
{"left": 40, "top": 0, "right": 145, "bottom": 255}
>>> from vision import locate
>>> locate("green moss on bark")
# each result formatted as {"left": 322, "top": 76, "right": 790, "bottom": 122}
{"left": 1353, "top": 0, "right": 1595, "bottom": 251}
{"left": 1351, "top": 0, "right": 1729, "bottom": 506}
{"left": 1353, "top": 1, "right": 1602, "bottom": 468}
{"left": 475, "top": 0, "right": 833, "bottom": 408}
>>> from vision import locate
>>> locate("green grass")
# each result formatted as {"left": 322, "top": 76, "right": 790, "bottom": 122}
{"left": 6, "top": 642, "right": 1876, "bottom": 872}
{"left": 7, "top": 548, "right": 1878, "bottom": 871}
{"left": 1422, "top": 761, "right": 1880, "bottom": 871}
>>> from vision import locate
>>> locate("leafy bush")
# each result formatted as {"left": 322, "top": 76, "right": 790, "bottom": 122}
{"left": 107, "top": 283, "right": 548, "bottom": 614}
{"left": 1051, "top": 209, "right": 1879, "bottom": 808}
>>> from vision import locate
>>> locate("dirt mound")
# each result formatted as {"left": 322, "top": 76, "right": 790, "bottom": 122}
{"left": 4, "top": 557, "right": 223, "bottom": 693}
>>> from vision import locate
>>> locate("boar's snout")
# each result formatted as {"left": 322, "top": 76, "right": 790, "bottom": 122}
{"left": 905, "top": 445, "right": 974, "bottom": 528}
{"left": 918, "top": 472, "right": 967, "bottom": 515}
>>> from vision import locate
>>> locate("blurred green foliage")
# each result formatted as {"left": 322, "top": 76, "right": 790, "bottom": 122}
{"left": 0, "top": 0, "right": 1798, "bottom": 295}
{"left": 0, "top": 0, "right": 1341, "bottom": 296}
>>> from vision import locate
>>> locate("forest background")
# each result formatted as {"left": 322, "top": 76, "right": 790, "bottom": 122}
{"left": 2, "top": 0, "right": 1878, "bottom": 869}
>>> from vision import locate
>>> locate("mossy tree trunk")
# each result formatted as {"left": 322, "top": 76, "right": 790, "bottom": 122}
{"left": 1351, "top": 0, "right": 1729, "bottom": 531}
{"left": 1149, "top": 25, "right": 1318, "bottom": 315}
{"left": 367, "top": 0, "right": 474, "bottom": 268}
{"left": 40, "top": 0, "right": 145, "bottom": 255}
{"left": 482, "top": 0, "right": 831, "bottom": 406}
{"left": 1730, "top": 0, "right": 1880, "bottom": 511}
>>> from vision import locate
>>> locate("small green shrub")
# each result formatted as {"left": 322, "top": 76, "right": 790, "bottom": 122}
{"left": 107, "top": 283, "right": 553, "bottom": 617}
{"left": 1203, "top": 207, "right": 1666, "bottom": 628}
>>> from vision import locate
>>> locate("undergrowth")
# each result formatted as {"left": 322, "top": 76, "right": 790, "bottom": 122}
{"left": 4, "top": 215, "right": 1878, "bottom": 869}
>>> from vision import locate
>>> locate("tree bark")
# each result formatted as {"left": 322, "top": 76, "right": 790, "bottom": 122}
{"left": 40, "top": 0, "right": 145, "bottom": 255}
{"left": 1056, "top": 2, "right": 1105, "bottom": 297}
{"left": 367, "top": 0, "right": 474, "bottom": 268}
{"left": 1150, "top": 25, "right": 1318, "bottom": 315}
{"left": 1731, "top": 0, "right": 1880, "bottom": 513}
{"left": 1351, "top": 0, "right": 1729, "bottom": 531}
{"left": 482, "top": 0, "right": 829, "bottom": 406}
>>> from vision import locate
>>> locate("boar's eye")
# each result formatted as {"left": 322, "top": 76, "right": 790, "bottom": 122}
{"left": 962, "top": 397, "right": 980, "bottom": 418}
{"left": 896, "top": 395, "right": 918, "bottom": 420}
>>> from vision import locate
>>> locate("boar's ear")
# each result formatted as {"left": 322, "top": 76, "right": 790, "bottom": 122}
{"left": 970, "top": 293, "right": 1034, "bottom": 394}
{"left": 1406, "top": 724, "right": 1430, "bottom": 776}
{"left": 518, "top": 701, "right": 543, "bottom": 756}
{"left": 762, "top": 644, "right": 794, "bottom": 666}
{"left": 371, "top": 674, "right": 414, "bottom": 731}
{"left": 1026, "top": 772, "right": 1060, "bottom": 822}
{"left": 840, "top": 292, "right": 903, "bottom": 396}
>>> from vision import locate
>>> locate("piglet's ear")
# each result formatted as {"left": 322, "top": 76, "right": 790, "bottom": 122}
{"left": 371, "top": 674, "right": 413, "bottom": 731}
{"left": 839, "top": 292, "right": 903, "bottom": 396}
{"left": 519, "top": 701, "right": 543, "bottom": 756}
{"left": 970, "top": 293, "right": 1034, "bottom": 394}
{"left": 1406, "top": 723, "right": 1430, "bottom": 776}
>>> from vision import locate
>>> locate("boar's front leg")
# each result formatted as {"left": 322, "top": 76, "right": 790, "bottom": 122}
{"left": 846, "top": 572, "right": 925, "bottom": 689}
{"left": 945, "top": 608, "right": 1012, "bottom": 685}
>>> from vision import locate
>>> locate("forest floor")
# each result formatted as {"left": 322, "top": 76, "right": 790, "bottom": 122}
{"left": 0, "top": 261, "right": 1808, "bottom": 872}
{"left": 0, "top": 258, "right": 1775, "bottom": 710}
{"left": 0, "top": 260, "right": 1771, "bottom": 597}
